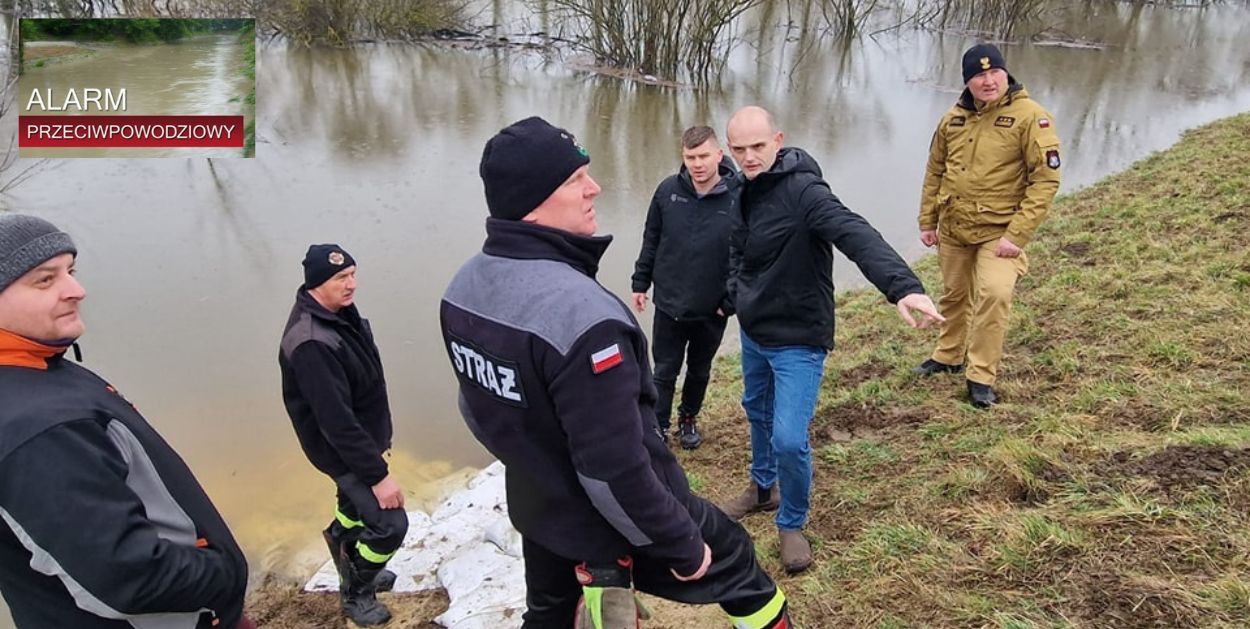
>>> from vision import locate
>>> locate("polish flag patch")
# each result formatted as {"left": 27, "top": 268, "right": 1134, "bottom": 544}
{"left": 591, "top": 344, "right": 623, "bottom": 374}
{"left": 1038, "top": 118, "right": 1051, "bottom": 128}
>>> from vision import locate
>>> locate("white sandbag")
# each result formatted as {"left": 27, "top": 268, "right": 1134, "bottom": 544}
{"left": 302, "top": 460, "right": 526, "bottom": 624}
{"left": 482, "top": 514, "right": 522, "bottom": 559}
{"left": 434, "top": 544, "right": 525, "bottom": 628}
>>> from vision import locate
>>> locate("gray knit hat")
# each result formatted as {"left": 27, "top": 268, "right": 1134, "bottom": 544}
{"left": 0, "top": 214, "right": 77, "bottom": 293}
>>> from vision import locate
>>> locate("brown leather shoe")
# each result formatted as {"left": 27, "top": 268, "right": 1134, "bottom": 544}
{"left": 720, "top": 483, "right": 780, "bottom": 520}
{"left": 778, "top": 529, "right": 812, "bottom": 574}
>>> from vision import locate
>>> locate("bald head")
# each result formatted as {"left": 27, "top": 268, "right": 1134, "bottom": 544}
{"left": 726, "top": 106, "right": 784, "bottom": 180}
{"left": 728, "top": 106, "right": 777, "bottom": 134}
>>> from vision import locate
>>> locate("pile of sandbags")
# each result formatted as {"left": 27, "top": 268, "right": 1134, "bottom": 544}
{"left": 305, "top": 461, "right": 526, "bottom": 628}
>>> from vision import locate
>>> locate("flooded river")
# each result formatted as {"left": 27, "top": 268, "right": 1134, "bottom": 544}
{"left": 18, "top": 32, "right": 251, "bottom": 157}
{"left": 0, "top": 3, "right": 1248, "bottom": 623}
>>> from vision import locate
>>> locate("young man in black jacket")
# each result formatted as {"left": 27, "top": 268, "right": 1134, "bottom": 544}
{"left": 720, "top": 106, "right": 944, "bottom": 574}
{"left": 631, "top": 125, "right": 739, "bottom": 449}
{"left": 279, "top": 245, "right": 407, "bottom": 626}
{"left": 442, "top": 117, "right": 791, "bottom": 629}
{"left": 0, "top": 214, "right": 251, "bottom": 629}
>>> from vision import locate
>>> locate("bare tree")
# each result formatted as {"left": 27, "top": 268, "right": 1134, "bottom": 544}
{"left": 819, "top": 0, "right": 883, "bottom": 37}
{"left": 914, "top": 0, "right": 1048, "bottom": 39}
{"left": 0, "top": 3, "right": 51, "bottom": 198}
{"left": 534, "top": 0, "right": 762, "bottom": 85}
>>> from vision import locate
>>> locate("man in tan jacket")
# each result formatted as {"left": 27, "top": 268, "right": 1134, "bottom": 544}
{"left": 915, "top": 43, "right": 1061, "bottom": 407}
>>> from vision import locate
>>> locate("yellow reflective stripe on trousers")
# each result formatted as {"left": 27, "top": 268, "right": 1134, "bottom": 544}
{"left": 335, "top": 508, "right": 364, "bottom": 529}
{"left": 355, "top": 540, "right": 395, "bottom": 564}
{"left": 730, "top": 588, "right": 786, "bottom": 629}
{"left": 582, "top": 586, "right": 605, "bottom": 629}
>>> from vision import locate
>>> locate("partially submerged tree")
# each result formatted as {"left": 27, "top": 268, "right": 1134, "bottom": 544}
{"left": 534, "top": 0, "right": 762, "bottom": 86}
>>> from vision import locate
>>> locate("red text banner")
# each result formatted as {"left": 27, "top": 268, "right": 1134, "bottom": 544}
{"left": 19, "top": 115, "right": 245, "bottom": 148}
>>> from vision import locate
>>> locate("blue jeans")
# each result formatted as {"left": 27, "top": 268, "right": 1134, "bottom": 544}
{"left": 740, "top": 331, "right": 827, "bottom": 531}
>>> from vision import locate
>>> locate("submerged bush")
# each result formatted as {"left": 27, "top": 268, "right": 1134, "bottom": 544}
{"left": 535, "top": 0, "right": 761, "bottom": 85}
{"left": 262, "top": 0, "right": 469, "bottom": 46}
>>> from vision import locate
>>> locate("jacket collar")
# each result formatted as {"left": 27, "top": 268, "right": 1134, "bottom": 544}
{"left": 0, "top": 329, "right": 65, "bottom": 370}
{"left": 739, "top": 146, "right": 821, "bottom": 194}
{"left": 483, "top": 218, "right": 612, "bottom": 278}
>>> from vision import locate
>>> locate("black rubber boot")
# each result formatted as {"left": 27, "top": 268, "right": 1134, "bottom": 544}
{"left": 322, "top": 526, "right": 349, "bottom": 584}
{"left": 339, "top": 549, "right": 392, "bottom": 626}
{"left": 372, "top": 568, "right": 397, "bottom": 593}
{"left": 324, "top": 525, "right": 398, "bottom": 593}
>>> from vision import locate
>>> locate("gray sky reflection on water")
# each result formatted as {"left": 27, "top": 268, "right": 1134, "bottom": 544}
{"left": 0, "top": 1, "right": 1248, "bottom": 592}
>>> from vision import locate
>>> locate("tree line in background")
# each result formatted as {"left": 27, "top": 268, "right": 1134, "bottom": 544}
{"left": 21, "top": 17, "right": 249, "bottom": 43}
{"left": 8, "top": 0, "right": 471, "bottom": 46}
{"left": 527, "top": 0, "right": 1228, "bottom": 85}
{"left": 5, "top": 0, "right": 1232, "bottom": 67}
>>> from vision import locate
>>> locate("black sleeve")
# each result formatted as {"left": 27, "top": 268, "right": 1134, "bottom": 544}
{"left": 287, "top": 342, "right": 388, "bottom": 485}
{"left": 630, "top": 190, "right": 664, "bottom": 293}
{"left": 723, "top": 202, "right": 746, "bottom": 316}
{"left": 800, "top": 181, "right": 925, "bottom": 303}
{"left": 0, "top": 420, "right": 245, "bottom": 621}
{"left": 548, "top": 322, "right": 706, "bottom": 575}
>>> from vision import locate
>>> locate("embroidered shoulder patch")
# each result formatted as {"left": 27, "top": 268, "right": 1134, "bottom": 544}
{"left": 447, "top": 334, "right": 527, "bottom": 407}
{"left": 949, "top": 116, "right": 966, "bottom": 127}
{"left": 1038, "top": 118, "right": 1051, "bottom": 128}
{"left": 591, "top": 344, "right": 623, "bottom": 374}
{"left": 1046, "top": 149, "right": 1061, "bottom": 169}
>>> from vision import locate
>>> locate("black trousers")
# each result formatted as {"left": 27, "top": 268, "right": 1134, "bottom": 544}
{"left": 651, "top": 310, "right": 728, "bottom": 431}
{"left": 520, "top": 496, "right": 780, "bottom": 627}
{"left": 329, "top": 473, "right": 409, "bottom": 568}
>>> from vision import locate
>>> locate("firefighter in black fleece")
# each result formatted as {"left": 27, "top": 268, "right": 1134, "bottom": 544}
{"left": 440, "top": 117, "right": 791, "bottom": 629}
{"left": 279, "top": 245, "right": 407, "bottom": 626}
{"left": 0, "top": 214, "right": 251, "bottom": 629}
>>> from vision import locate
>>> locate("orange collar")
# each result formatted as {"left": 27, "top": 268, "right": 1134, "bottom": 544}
{"left": 0, "top": 329, "right": 63, "bottom": 370}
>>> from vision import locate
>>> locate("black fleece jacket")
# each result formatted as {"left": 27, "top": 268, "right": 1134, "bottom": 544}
{"left": 279, "top": 290, "right": 393, "bottom": 486}
{"left": 631, "top": 157, "right": 741, "bottom": 319}
{"left": 440, "top": 219, "right": 706, "bottom": 575}
{"left": 730, "top": 147, "right": 925, "bottom": 349}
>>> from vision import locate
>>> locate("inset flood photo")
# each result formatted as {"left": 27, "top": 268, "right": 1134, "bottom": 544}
{"left": 18, "top": 18, "right": 255, "bottom": 158}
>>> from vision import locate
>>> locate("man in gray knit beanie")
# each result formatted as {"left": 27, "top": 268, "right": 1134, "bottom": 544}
{"left": 0, "top": 214, "right": 82, "bottom": 343}
{"left": 0, "top": 214, "right": 77, "bottom": 292}
{"left": 0, "top": 213, "right": 255, "bottom": 629}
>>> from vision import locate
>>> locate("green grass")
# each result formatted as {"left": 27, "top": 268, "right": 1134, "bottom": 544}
{"left": 819, "top": 440, "right": 897, "bottom": 471}
{"left": 1202, "top": 574, "right": 1250, "bottom": 615}
{"left": 681, "top": 112, "right": 1250, "bottom": 627}
{"left": 239, "top": 21, "right": 256, "bottom": 157}
{"left": 685, "top": 470, "right": 706, "bottom": 493}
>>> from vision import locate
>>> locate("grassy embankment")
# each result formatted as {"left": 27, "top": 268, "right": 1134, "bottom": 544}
{"left": 680, "top": 112, "right": 1250, "bottom": 628}
{"left": 239, "top": 21, "right": 257, "bottom": 157}
{"left": 247, "top": 113, "right": 1250, "bottom": 627}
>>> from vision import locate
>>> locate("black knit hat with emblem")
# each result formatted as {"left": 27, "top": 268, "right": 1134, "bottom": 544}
{"left": 962, "top": 43, "right": 1007, "bottom": 84}
{"left": 479, "top": 116, "right": 591, "bottom": 221}
{"left": 302, "top": 243, "right": 356, "bottom": 290}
